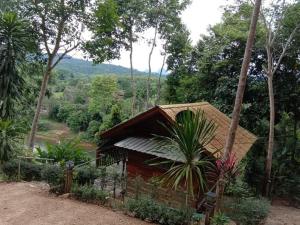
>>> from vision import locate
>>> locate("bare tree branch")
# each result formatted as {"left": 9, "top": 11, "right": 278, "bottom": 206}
{"left": 272, "top": 24, "right": 300, "bottom": 75}
{"left": 50, "top": 42, "right": 80, "bottom": 70}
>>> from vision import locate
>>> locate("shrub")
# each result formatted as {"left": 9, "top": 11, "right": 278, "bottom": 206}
{"left": 224, "top": 197, "right": 270, "bottom": 225}
{"left": 75, "top": 166, "right": 98, "bottom": 185}
{"left": 125, "top": 197, "right": 194, "bottom": 225}
{"left": 38, "top": 120, "right": 51, "bottom": 131}
{"left": 211, "top": 212, "right": 230, "bottom": 225}
{"left": 36, "top": 139, "right": 90, "bottom": 166}
{"left": 71, "top": 183, "right": 108, "bottom": 205}
{"left": 225, "top": 178, "right": 254, "bottom": 198}
{"left": 41, "top": 164, "right": 63, "bottom": 185}
{"left": 2, "top": 160, "right": 42, "bottom": 181}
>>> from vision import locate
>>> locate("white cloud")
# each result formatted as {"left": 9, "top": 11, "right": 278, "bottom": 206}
{"left": 72, "top": 0, "right": 226, "bottom": 72}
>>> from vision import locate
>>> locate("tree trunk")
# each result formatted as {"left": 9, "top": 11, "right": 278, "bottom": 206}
{"left": 129, "top": 27, "right": 135, "bottom": 117}
{"left": 146, "top": 26, "right": 158, "bottom": 109}
{"left": 215, "top": 0, "right": 262, "bottom": 212}
{"left": 264, "top": 73, "right": 275, "bottom": 196}
{"left": 28, "top": 64, "right": 52, "bottom": 149}
{"left": 28, "top": 66, "right": 51, "bottom": 149}
{"left": 156, "top": 53, "right": 166, "bottom": 105}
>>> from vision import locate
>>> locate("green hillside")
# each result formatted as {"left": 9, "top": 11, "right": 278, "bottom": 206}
{"left": 56, "top": 56, "right": 150, "bottom": 76}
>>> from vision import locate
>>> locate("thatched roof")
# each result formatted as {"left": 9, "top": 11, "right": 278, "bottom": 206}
{"left": 100, "top": 102, "right": 257, "bottom": 162}
{"left": 158, "top": 102, "right": 257, "bottom": 161}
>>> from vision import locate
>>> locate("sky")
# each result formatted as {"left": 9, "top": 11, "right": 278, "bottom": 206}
{"left": 71, "top": 0, "right": 227, "bottom": 72}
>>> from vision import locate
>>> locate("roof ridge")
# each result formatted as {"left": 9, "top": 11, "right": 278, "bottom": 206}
{"left": 158, "top": 102, "right": 209, "bottom": 109}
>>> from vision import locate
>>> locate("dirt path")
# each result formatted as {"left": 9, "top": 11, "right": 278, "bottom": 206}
{"left": 265, "top": 204, "right": 300, "bottom": 225}
{"left": 0, "top": 182, "right": 149, "bottom": 225}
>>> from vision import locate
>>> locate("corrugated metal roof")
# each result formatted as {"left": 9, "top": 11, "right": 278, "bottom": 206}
{"left": 114, "top": 137, "right": 185, "bottom": 162}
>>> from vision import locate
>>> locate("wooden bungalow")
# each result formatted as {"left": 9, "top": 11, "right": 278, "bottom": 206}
{"left": 96, "top": 102, "right": 257, "bottom": 207}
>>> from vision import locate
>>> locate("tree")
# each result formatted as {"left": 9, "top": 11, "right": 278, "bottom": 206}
{"left": 145, "top": 0, "right": 189, "bottom": 108}
{"left": 99, "top": 104, "right": 122, "bottom": 132}
{"left": 0, "top": 12, "right": 37, "bottom": 119}
{"left": 165, "top": 25, "right": 193, "bottom": 103}
{"left": 28, "top": 0, "right": 88, "bottom": 149}
{"left": 260, "top": 0, "right": 300, "bottom": 196}
{"left": 86, "top": 0, "right": 147, "bottom": 116}
{"left": 215, "top": 0, "right": 262, "bottom": 211}
{"left": 88, "top": 76, "right": 119, "bottom": 115}
{"left": 153, "top": 110, "right": 216, "bottom": 203}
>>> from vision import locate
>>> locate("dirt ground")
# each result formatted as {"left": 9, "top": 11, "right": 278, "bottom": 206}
{"left": 0, "top": 182, "right": 149, "bottom": 225}
{"left": 0, "top": 182, "right": 299, "bottom": 225}
{"left": 265, "top": 204, "right": 300, "bottom": 225}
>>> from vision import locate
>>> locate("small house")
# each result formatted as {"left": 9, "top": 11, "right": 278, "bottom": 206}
{"left": 96, "top": 102, "right": 257, "bottom": 207}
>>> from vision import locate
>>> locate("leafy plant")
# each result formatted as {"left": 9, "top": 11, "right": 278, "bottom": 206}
{"left": 225, "top": 178, "right": 253, "bottom": 198}
{"left": 125, "top": 197, "right": 194, "bottom": 225}
{"left": 75, "top": 166, "right": 98, "bottom": 185}
{"left": 38, "top": 120, "right": 51, "bottom": 131}
{"left": 152, "top": 110, "right": 216, "bottom": 199}
{"left": 0, "top": 12, "right": 37, "bottom": 119}
{"left": 2, "top": 159, "right": 42, "bottom": 181}
{"left": 0, "top": 120, "right": 25, "bottom": 163}
{"left": 41, "top": 164, "right": 63, "bottom": 185}
{"left": 71, "top": 183, "right": 109, "bottom": 205}
{"left": 211, "top": 212, "right": 229, "bottom": 225}
{"left": 36, "top": 139, "right": 90, "bottom": 166}
{"left": 224, "top": 197, "right": 270, "bottom": 225}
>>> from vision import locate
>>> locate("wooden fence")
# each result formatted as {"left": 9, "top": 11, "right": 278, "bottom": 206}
{"left": 126, "top": 176, "right": 195, "bottom": 208}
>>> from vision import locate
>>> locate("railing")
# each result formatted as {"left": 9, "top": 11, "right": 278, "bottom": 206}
{"left": 16, "top": 156, "right": 54, "bottom": 181}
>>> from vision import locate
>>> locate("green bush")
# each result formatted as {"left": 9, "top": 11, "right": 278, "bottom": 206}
{"left": 224, "top": 197, "right": 270, "bottom": 225}
{"left": 2, "top": 160, "right": 42, "bottom": 181}
{"left": 125, "top": 197, "right": 194, "bottom": 225}
{"left": 71, "top": 183, "right": 108, "bottom": 205}
{"left": 225, "top": 179, "right": 254, "bottom": 198}
{"left": 41, "top": 164, "right": 63, "bottom": 185}
{"left": 38, "top": 120, "right": 51, "bottom": 131}
{"left": 211, "top": 212, "right": 230, "bottom": 225}
{"left": 75, "top": 166, "right": 98, "bottom": 185}
{"left": 36, "top": 139, "right": 90, "bottom": 166}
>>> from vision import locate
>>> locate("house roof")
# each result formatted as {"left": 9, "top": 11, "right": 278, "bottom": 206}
{"left": 114, "top": 137, "right": 185, "bottom": 162}
{"left": 101, "top": 102, "right": 257, "bottom": 161}
{"left": 158, "top": 102, "right": 257, "bottom": 161}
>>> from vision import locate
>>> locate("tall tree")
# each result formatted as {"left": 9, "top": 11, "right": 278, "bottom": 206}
{"left": 215, "top": 0, "right": 262, "bottom": 211}
{"left": 86, "top": 0, "right": 147, "bottom": 116}
{"left": 27, "top": 0, "right": 88, "bottom": 149}
{"left": 145, "top": 0, "right": 189, "bottom": 108}
{"left": 260, "top": 0, "right": 300, "bottom": 196}
{"left": 0, "top": 12, "right": 37, "bottom": 119}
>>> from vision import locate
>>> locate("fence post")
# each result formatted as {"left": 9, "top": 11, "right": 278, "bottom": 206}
{"left": 18, "top": 159, "right": 21, "bottom": 181}
{"left": 64, "top": 161, "right": 74, "bottom": 193}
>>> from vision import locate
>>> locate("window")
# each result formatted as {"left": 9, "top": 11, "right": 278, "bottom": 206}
{"left": 175, "top": 110, "right": 195, "bottom": 124}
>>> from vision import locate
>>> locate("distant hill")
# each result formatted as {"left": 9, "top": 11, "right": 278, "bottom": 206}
{"left": 56, "top": 56, "right": 153, "bottom": 76}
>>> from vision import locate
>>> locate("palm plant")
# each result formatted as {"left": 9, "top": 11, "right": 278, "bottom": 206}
{"left": 153, "top": 110, "right": 217, "bottom": 200}
{"left": 0, "top": 12, "right": 37, "bottom": 119}
{"left": 36, "top": 139, "right": 90, "bottom": 166}
{"left": 0, "top": 120, "right": 25, "bottom": 163}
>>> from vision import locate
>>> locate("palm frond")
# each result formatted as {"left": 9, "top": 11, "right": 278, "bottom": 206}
{"left": 152, "top": 110, "right": 217, "bottom": 198}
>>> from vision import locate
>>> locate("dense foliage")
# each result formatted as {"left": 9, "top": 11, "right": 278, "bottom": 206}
{"left": 36, "top": 139, "right": 90, "bottom": 166}
{"left": 125, "top": 197, "right": 195, "bottom": 225}
{"left": 46, "top": 74, "right": 164, "bottom": 141}
{"left": 2, "top": 159, "right": 42, "bottom": 181}
{"left": 224, "top": 197, "right": 270, "bottom": 225}
{"left": 71, "top": 183, "right": 109, "bottom": 205}
{"left": 164, "top": 1, "right": 300, "bottom": 200}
